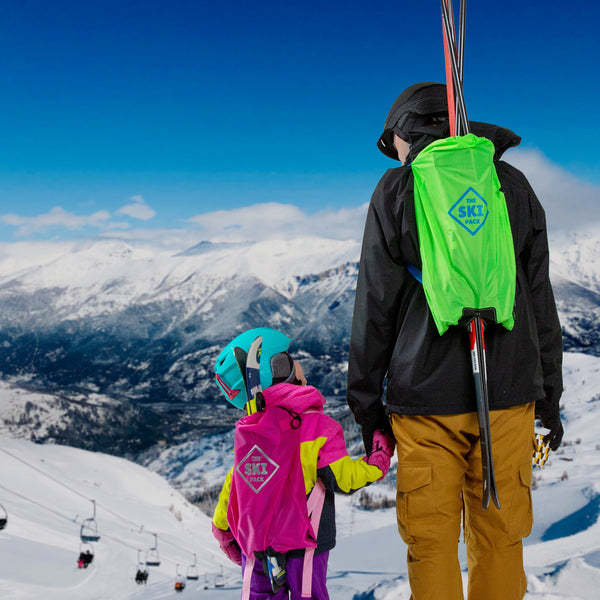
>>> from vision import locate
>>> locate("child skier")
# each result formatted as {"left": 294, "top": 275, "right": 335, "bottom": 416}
{"left": 212, "top": 327, "right": 394, "bottom": 600}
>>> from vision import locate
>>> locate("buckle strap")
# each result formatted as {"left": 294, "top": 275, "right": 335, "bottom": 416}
{"left": 301, "top": 479, "right": 326, "bottom": 598}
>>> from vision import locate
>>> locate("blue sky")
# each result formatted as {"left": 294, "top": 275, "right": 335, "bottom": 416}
{"left": 1, "top": 0, "right": 599, "bottom": 243}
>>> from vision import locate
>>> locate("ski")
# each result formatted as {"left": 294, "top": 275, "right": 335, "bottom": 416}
{"left": 440, "top": 0, "right": 469, "bottom": 135}
{"left": 245, "top": 335, "right": 264, "bottom": 413}
{"left": 441, "top": 0, "right": 500, "bottom": 509}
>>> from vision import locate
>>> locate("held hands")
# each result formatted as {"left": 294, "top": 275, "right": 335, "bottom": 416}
{"left": 366, "top": 430, "right": 396, "bottom": 480}
{"left": 211, "top": 522, "right": 242, "bottom": 565}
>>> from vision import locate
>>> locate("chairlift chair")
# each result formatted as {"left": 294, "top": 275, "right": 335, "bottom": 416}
{"left": 77, "top": 542, "right": 94, "bottom": 569}
{"left": 145, "top": 533, "right": 161, "bottom": 567}
{"left": 0, "top": 504, "right": 7, "bottom": 530}
{"left": 135, "top": 549, "right": 149, "bottom": 585}
{"left": 135, "top": 569, "right": 149, "bottom": 585}
{"left": 80, "top": 499, "right": 100, "bottom": 543}
{"left": 174, "top": 564, "right": 186, "bottom": 593}
{"left": 186, "top": 554, "right": 199, "bottom": 581}
{"left": 215, "top": 565, "right": 225, "bottom": 588}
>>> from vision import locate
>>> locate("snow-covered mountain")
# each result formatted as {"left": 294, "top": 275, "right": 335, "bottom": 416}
{"left": 0, "top": 237, "right": 360, "bottom": 454}
{"left": 0, "top": 226, "right": 599, "bottom": 458}
{"left": 550, "top": 228, "right": 600, "bottom": 355}
{"left": 1, "top": 350, "right": 599, "bottom": 599}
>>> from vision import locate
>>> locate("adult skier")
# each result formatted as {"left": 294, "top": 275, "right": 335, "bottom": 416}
{"left": 346, "top": 82, "right": 563, "bottom": 599}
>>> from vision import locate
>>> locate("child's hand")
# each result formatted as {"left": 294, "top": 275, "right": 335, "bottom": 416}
{"left": 372, "top": 430, "right": 395, "bottom": 457}
{"left": 366, "top": 430, "right": 396, "bottom": 479}
{"left": 212, "top": 523, "right": 242, "bottom": 565}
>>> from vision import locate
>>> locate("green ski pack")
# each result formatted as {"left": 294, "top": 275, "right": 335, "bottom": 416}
{"left": 411, "top": 133, "right": 516, "bottom": 335}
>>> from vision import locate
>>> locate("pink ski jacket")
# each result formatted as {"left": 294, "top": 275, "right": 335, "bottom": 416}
{"left": 213, "top": 382, "right": 384, "bottom": 553}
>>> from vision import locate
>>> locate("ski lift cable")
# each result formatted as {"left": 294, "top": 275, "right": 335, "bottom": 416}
{"left": 97, "top": 529, "right": 149, "bottom": 555}
{"left": 0, "top": 484, "right": 125, "bottom": 551}
{"left": 72, "top": 516, "right": 201, "bottom": 568}
{"left": 143, "top": 531, "right": 198, "bottom": 567}
{"left": 0, "top": 446, "right": 208, "bottom": 566}
{"left": 90, "top": 499, "right": 143, "bottom": 531}
{"left": 0, "top": 446, "right": 95, "bottom": 502}
{"left": 0, "top": 445, "right": 202, "bottom": 550}
{"left": 0, "top": 446, "right": 144, "bottom": 530}
{"left": 147, "top": 529, "right": 197, "bottom": 559}
{"left": 76, "top": 518, "right": 210, "bottom": 570}
{"left": 0, "top": 482, "right": 203, "bottom": 570}
{"left": 0, "top": 482, "right": 80, "bottom": 525}
{"left": 77, "top": 518, "right": 201, "bottom": 568}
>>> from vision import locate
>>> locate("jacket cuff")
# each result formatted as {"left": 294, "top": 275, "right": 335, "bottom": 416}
{"left": 357, "top": 404, "right": 390, "bottom": 453}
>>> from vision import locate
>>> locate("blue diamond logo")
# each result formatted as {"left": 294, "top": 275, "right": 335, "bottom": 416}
{"left": 448, "top": 187, "right": 489, "bottom": 235}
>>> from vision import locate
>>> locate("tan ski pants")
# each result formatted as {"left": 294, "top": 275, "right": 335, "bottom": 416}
{"left": 391, "top": 402, "right": 535, "bottom": 600}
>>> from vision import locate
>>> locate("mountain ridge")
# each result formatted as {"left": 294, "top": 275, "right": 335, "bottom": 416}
{"left": 0, "top": 229, "right": 598, "bottom": 456}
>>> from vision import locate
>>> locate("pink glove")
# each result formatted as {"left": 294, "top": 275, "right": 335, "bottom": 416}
{"left": 212, "top": 522, "right": 242, "bottom": 565}
{"left": 366, "top": 430, "right": 395, "bottom": 479}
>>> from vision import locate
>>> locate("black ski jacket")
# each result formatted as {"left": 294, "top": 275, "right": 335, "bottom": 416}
{"left": 347, "top": 123, "right": 563, "bottom": 438}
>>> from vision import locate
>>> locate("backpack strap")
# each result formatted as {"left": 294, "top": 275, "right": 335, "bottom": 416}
{"left": 406, "top": 262, "right": 423, "bottom": 284}
{"left": 241, "top": 555, "right": 255, "bottom": 600}
{"left": 241, "top": 480, "right": 326, "bottom": 600}
{"left": 301, "top": 478, "right": 326, "bottom": 598}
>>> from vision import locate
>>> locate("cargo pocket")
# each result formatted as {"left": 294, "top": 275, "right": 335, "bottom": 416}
{"left": 508, "top": 461, "right": 533, "bottom": 543}
{"left": 396, "top": 464, "right": 436, "bottom": 546}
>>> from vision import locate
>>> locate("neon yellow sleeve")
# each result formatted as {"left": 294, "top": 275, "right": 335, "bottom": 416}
{"left": 323, "top": 455, "right": 382, "bottom": 494}
{"left": 212, "top": 468, "right": 233, "bottom": 530}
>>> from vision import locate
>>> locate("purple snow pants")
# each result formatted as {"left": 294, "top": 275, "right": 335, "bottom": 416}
{"left": 241, "top": 552, "right": 330, "bottom": 600}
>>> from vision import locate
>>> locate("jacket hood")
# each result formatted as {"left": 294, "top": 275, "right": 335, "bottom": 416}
{"left": 378, "top": 82, "right": 448, "bottom": 159}
{"left": 262, "top": 383, "right": 325, "bottom": 414}
{"left": 406, "top": 121, "right": 521, "bottom": 164}
{"left": 470, "top": 122, "right": 522, "bottom": 159}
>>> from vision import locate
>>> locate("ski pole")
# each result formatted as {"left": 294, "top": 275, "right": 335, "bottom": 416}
{"left": 467, "top": 317, "right": 500, "bottom": 510}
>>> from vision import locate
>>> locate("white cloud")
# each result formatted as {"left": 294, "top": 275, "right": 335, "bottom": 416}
{"left": 1, "top": 207, "right": 112, "bottom": 237}
{"left": 2, "top": 195, "right": 156, "bottom": 238}
{"left": 116, "top": 195, "right": 156, "bottom": 221}
{"left": 2, "top": 148, "right": 597, "bottom": 244}
{"left": 509, "top": 148, "right": 600, "bottom": 232}
{"left": 183, "top": 150, "right": 600, "bottom": 244}
{"left": 187, "top": 201, "right": 368, "bottom": 243}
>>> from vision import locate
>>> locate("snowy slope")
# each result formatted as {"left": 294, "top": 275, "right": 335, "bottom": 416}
{"left": 0, "top": 437, "right": 239, "bottom": 600}
{"left": 1, "top": 351, "right": 599, "bottom": 599}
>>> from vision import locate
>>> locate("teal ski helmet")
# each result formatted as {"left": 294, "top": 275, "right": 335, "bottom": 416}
{"left": 214, "top": 327, "right": 293, "bottom": 409}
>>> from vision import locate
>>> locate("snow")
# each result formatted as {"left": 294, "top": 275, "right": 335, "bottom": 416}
{"left": 0, "top": 237, "right": 359, "bottom": 303}
{"left": 550, "top": 225, "right": 600, "bottom": 295}
{"left": 0, "top": 351, "right": 599, "bottom": 599}
{"left": 0, "top": 437, "right": 237, "bottom": 599}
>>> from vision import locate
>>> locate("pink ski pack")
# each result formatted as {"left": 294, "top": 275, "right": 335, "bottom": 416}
{"left": 227, "top": 400, "right": 325, "bottom": 599}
